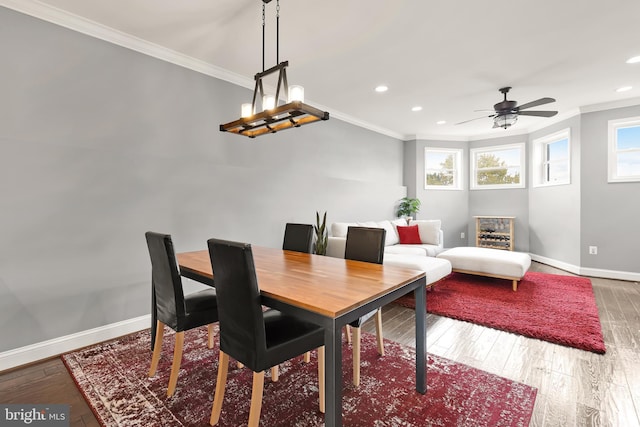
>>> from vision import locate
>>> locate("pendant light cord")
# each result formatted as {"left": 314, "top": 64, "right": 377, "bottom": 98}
{"left": 276, "top": 0, "right": 280, "bottom": 64}
{"left": 262, "top": 2, "right": 266, "bottom": 72}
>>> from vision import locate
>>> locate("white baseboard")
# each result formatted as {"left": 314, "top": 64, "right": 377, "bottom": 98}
{"left": 530, "top": 254, "right": 640, "bottom": 282}
{"left": 579, "top": 267, "right": 640, "bottom": 282}
{"left": 529, "top": 254, "right": 582, "bottom": 275}
{"left": 0, "top": 315, "right": 151, "bottom": 372}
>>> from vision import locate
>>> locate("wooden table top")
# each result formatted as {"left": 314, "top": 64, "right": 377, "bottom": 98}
{"left": 177, "top": 246, "right": 425, "bottom": 319}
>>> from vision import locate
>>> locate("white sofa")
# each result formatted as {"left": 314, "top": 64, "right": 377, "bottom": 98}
{"left": 326, "top": 219, "right": 451, "bottom": 285}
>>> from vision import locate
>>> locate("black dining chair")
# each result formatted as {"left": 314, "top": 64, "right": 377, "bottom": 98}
{"left": 207, "top": 238, "right": 325, "bottom": 427}
{"left": 344, "top": 226, "right": 386, "bottom": 387}
{"left": 145, "top": 231, "right": 219, "bottom": 397}
{"left": 282, "top": 223, "right": 314, "bottom": 253}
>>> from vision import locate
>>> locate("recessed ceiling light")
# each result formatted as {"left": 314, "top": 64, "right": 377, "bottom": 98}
{"left": 411, "top": 106, "right": 422, "bottom": 112}
{"left": 616, "top": 86, "right": 633, "bottom": 93}
{"left": 375, "top": 85, "right": 388, "bottom": 93}
{"left": 436, "top": 120, "right": 446, "bottom": 125}
{"left": 626, "top": 56, "right": 640, "bottom": 64}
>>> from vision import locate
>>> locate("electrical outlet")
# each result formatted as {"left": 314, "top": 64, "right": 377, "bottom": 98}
{"left": 460, "top": 232, "right": 465, "bottom": 239}
{"left": 589, "top": 246, "right": 598, "bottom": 255}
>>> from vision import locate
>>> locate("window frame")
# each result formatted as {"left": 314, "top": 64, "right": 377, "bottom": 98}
{"left": 532, "top": 128, "right": 571, "bottom": 188}
{"left": 608, "top": 116, "right": 640, "bottom": 183}
{"left": 470, "top": 142, "right": 526, "bottom": 190}
{"left": 424, "top": 147, "right": 463, "bottom": 190}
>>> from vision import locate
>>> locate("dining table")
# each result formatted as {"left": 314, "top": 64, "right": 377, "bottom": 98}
{"left": 176, "top": 245, "right": 427, "bottom": 427}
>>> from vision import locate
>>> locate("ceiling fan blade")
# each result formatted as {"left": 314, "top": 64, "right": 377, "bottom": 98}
{"left": 518, "top": 110, "right": 558, "bottom": 117}
{"left": 455, "top": 114, "right": 495, "bottom": 125}
{"left": 517, "top": 97, "right": 555, "bottom": 110}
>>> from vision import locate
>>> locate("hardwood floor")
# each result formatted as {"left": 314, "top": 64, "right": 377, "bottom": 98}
{"left": 1, "top": 262, "right": 638, "bottom": 426}
{"left": 364, "top": 262, "right": 640, "bottom": 427}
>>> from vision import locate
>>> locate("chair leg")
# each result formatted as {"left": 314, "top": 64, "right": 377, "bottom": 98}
{"left": 210, "top": 351, "right": 229, "bottom": 426}
{"left": 345, "top": 325, "right": 352, "bottom": 344}
{"left": 167, "top": 331, "right": 185, "bottom": 397}
{"left": 352, "top": 326, "right": 361, "bottom": 387}
{"left": 271, "top": 366, "right": 279, "bottom": 382}
{"left": 375, "top": 309, "right": 385, "bottom": 356}
{"left": 248, "top": 371, "right": 265, "bottom": 427}
{"left": 207, "top": 324, "right": 215, "bottom": 349}
{"left": 148, "top": 320, "right": 165, "bottom": 377}
{"left": 318, "top": 346, "right": 325, "bottom": 414}
{"left": 304, "top": 351, "right": 311, "bottom": 363}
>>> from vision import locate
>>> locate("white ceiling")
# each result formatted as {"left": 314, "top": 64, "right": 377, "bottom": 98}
{"left": 5, "top": 0, "right": 640, "bottom": 140}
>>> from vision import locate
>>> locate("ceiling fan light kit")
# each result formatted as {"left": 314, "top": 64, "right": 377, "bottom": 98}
{"left": 220, "top": 0, "right": 329, "bottom": 138}
{"left": 457, "top": 86, "right": 558, "bottom": 129}
{"left": 494, "top": 113, "right": 518, "bottom": 129}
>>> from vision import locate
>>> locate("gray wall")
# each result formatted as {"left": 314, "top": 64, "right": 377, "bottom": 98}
{"left": 407, "top": 139, "right": 470, "bottom": 248}
{"left": 468, "top": 135, "right": 530, "bottom": 252}
{"left": 0, "top": 8, "right": 405, "bottom": 352}
{"left": 528, "top": 116, "right": 582, "bottom": 266}
{"left": 580, "top": 105, "right": 640, "bottom": 272}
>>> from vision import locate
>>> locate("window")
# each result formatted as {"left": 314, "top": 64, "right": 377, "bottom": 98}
{"left": 533, "top": 129, "right": 571, "bottom": 187}
{"left": 470, "top": 143, "right": 525, "bottom": 190}
{"left": 424, "top": 148, "right": 463, "bottom": 190}
{"left": 609, "top": 117, "right": 640, "bottom": 182}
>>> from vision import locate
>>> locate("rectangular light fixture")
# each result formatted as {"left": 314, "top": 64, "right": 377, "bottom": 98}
{"left": 220, "top": 61, "right": 329, "bottom": 138}
{"left": 220, "top": 100, "right": 329, "bottom": 138}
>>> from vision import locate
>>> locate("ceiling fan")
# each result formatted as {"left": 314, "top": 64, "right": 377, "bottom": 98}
{"left": 457, "top": 87, "right": 558, "bottom": 129}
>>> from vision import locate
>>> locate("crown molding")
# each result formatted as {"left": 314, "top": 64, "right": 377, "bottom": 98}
{"left": 579, "top": 96, "right": 640, "bottom": 114}
{"left": 4, "top": 1, "right": 639, "bottom": 142}
{"left": 0, "top": 0, "right": 254, "bottom": 90}
{"left": 1, "top": 0, "right": 404, "bottom": 141}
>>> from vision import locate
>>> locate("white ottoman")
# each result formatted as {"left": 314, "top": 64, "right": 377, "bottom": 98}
{"left": 384, "top": 254, "right": 452, "bottom": 286}
{"left": 436, "top": 247, "right": 531, "bottom": 291}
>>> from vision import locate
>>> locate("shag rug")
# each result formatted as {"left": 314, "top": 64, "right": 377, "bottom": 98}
{"left": 63, "top": 326, "right": 537, "bottom": 426}
{"left": 395, "top": 271, "right": 606, "bottom": 354}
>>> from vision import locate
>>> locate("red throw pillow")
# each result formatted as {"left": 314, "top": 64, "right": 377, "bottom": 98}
{"left": 397, "top": 225, "right": 422, "bottom": 244}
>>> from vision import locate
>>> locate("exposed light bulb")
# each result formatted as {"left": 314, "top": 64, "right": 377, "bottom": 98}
{"left": 262, "top": 95, "right": 276, "bottom": 111}
{"left": 241, "top": 103, "right": 253, "bottom": 118}
{"left": 288, "top": 85, "right": 304, "bottom": 102}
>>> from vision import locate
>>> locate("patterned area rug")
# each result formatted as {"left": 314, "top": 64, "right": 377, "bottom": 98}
{"left": 63, "top": 326, "right": 537, "bottom": 426}
{"left": 395, "top": 271, "right": 606, "bottom": 354}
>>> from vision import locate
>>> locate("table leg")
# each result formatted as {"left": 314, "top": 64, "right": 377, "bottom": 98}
{"left": 324, "top": 320, "right": 342, "bottom": 427}
{"left": 414, "top": 282, "right": 427, "bottom": 393}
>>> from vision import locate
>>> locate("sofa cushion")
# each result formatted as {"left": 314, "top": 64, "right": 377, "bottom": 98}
{"left": 385, "top": 244, "right": 443, "bottom": 257}
{"left": 355, "top": 220, "right": 397, "bottom": 246}
{"left": 437, "top": 247, "right": 531, "bottom": 278}
{"left": 384, "top": 254, "right": 452, "bottom": 285}
{"left": 397, "top": 225, "right": 422, "bottom": 244}
{"left": 330, "top": 222, "right": 357, "bottom": 238}
{"left": 412, "top": 220, "right": 441, "bottom": 245}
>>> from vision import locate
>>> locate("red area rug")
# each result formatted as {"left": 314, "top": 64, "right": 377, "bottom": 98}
{"left": 396, "top": 271, "right": 606, "bottom": 354}
{"left": 63, "top": 326, "right": 536, "bottom": 426}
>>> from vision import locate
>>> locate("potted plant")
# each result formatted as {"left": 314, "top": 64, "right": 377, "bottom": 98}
{"left": 396, "top": 197, "right": 421, "bottom": 224}
{"left": 314, "top": 211, "right": 328, "bottom": 255}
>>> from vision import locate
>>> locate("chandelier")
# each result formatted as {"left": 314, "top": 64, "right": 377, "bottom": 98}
{"left": 220, "top": 0, "right": 329, "bottom": 138}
